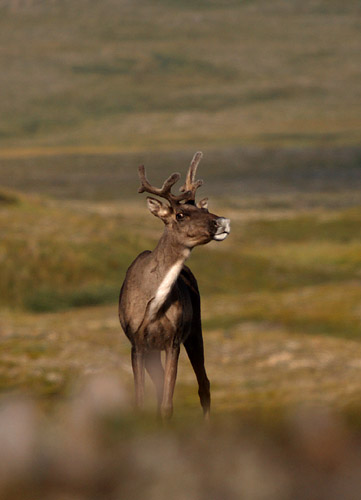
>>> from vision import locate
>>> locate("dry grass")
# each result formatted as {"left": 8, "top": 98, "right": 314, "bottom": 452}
{"left": 1, "top": 379, "right": 360, "bottom": 500}
{"left": 1, "top": 193, "right": 360, "bottom": 337}
{"left": 1, "top": 167, "right": 360, "bottom": 497}
{"left": 1, "top": 300, "right": 361, "bottom": 417}
{"left": 0, "top": 0, "right": 360, "bottom": 153}
{"left": 1, "top": 295, "right": 361, "bottom": 500}
{"left": 1, "top": 191, "right": 360, "bottom": 414}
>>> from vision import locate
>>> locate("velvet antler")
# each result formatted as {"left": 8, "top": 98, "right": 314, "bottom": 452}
{"left": 138, "top": 166, "right": 191, "bottom": 208}
{"left": 179, "top": 151, "right": 204, "bottom": 204}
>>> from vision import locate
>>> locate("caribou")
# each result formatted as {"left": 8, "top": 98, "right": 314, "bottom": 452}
{"left": 118, "top": 152, "right": 230, "bottom": 419}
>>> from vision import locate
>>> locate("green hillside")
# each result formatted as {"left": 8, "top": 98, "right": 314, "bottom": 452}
{"left": 0, "top": 0, "right": 360, "bottom": 154}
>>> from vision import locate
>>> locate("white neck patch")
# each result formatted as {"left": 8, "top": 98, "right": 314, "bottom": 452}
{"left": 148, "top": 250, "right": 190, "bottom": 320}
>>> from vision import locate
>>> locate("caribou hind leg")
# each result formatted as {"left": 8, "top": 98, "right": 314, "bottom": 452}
{"left": 181, "top": 266, "right": 211, "bottom": 418}
{"left": 184, "top": 327, "right": 211, "bottom": 419}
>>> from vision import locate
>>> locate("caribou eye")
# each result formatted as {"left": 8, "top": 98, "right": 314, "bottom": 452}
{"left": 176, "top": 212, "right": 185, "bottom": 221}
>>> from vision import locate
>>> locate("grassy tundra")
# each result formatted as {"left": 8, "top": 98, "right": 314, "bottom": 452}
{"left": 1, "top": 159, "right": 361, "bottom": 498}
{"left": 1, "top": 149, "right": 361, "bottom": 413}
{"left": 0, "top": 0, "right": 360, "bottom": 154}
{"left": 0, "top": 0, "right": 361, "bottom": 497}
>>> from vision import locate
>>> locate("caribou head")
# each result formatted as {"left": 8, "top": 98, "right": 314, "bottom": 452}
{"left": 138, "top": 152, "right": 230, "bottom": 249}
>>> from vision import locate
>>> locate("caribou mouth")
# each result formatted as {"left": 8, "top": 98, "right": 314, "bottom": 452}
{"left": 213, "top": 231, "right": 230, "bottom": 241}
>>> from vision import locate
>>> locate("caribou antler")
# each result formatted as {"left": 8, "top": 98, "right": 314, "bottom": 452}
{"left": 138, "top": 165, "right": 191, "bottom": 208}
{"left": 179, "top": 151, "right": 204, "bottom": 204}
{"left": 138, "top": 152, "right": 204, "bottom": 207}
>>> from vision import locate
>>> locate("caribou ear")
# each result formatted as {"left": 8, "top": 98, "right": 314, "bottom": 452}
{"left": 146, "top": 197, "right": 172, "bottom": 221}
{"left": 197, "top": 197, "right": 208, "bottom": 210}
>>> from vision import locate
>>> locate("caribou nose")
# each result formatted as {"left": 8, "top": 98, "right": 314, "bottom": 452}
{"left": 217, "top": 217, "right": 231, "bottom": 231}
{"left": 213, "top": 217, "right": 231, "bottom": 241}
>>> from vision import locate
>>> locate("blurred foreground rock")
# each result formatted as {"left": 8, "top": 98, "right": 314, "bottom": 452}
{"left": 0, "top": 375, "right": 360, "bottom": 500}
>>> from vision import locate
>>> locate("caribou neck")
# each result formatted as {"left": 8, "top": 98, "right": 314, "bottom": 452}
{"left": 147, "top": 228, "right": 191, "bottom": 319}
{"left": 152, "top": 228, "right": 190, "bottom": 270}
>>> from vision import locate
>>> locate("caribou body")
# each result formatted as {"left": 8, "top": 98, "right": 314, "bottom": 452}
{"left": 118, "top": 152, "right": 230, "bottom": 418}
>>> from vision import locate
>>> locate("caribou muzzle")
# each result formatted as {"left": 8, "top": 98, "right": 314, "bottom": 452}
{"left": 212, "top": 217, "right": 231, "bottom": 241}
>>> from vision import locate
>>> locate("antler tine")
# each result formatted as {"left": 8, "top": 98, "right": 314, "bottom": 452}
{"left": 138, "top": 165, "right": 191, "bottom": 206}
{"left": 138, "top": 165, "right": 178, "bottom": 194}
{"left": 179, "top": 151, "right": 204, "bottom": 201}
